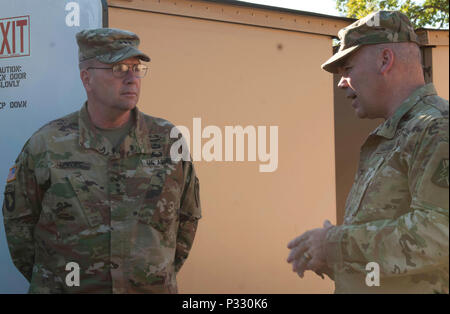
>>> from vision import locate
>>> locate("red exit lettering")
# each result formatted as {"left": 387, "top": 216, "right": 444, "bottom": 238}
{"left": 0, "top": 16, "right": 30, "bottom": 58}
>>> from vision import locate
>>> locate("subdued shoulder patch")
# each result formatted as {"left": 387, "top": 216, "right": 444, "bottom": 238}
{"left": 6, "top": 165, "right": 17, "bottom": 183}
{"left": 4, "top": 185, "right": 15, "bottom": 212}
{"left": 431, "top": 159, "right": 449, "bottom": 188}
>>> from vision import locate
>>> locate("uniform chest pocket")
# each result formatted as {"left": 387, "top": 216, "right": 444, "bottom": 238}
{"left": 347, "top": 156, "right": 386, "bottom": 220}
{"left": 67, "top": 173, "right": 105, "bottom": 228}
{"left": 40, "top": 172, "right": 105, "bottom": 238}
{"left": 134, "top": 166, "right": 180, "bottom": 234}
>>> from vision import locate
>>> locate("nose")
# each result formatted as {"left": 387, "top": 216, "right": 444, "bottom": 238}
{"left": 123, "top": 69, "right": 140, "bottom": 84}
{"left": 337, "top": 76, "right": 349, "bottom": 89}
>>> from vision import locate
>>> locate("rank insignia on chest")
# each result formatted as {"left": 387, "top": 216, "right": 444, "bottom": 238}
{"left": 431, "top": 158, "right": 449, "bottom": 188}
{"left": 6, "top": 165, "right": 17, "bottom": 183}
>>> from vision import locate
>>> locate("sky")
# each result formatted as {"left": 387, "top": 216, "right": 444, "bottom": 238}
{"left": 235, "top": 0, "right": 444, "bottom": 28}
{"left": 236, "top": 0, "right": 343, "bottom": 17}
{"left": 236, "top": 0, "right": 428, "bottom": 17}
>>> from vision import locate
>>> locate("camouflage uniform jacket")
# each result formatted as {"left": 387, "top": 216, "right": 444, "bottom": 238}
{"left": 325, "top": 84, "right": 449, "bottom": 293}
{"left": 2, "top": 103, "right": 202, "bottom": 293}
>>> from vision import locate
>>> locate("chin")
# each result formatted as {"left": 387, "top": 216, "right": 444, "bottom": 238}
{"left": 354, "top": 109, "right": 368, "bottom": 119}
{"left": 116, "top": 101, "right": 138, "bottom": 111}
{"left": 356, "top": 113, "right": 369, "bottom": 119}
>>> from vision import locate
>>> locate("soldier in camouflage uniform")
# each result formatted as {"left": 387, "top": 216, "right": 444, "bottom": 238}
{"left": 287, "top": 11, "right": 448, "bottom": 293}
{"left": 2, "top": 28, "right": 201, "bottom": 293}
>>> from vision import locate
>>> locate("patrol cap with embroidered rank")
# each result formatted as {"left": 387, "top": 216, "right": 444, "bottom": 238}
{"left": 76, "top": 28, "right": 150, "bottom": 64}
{"left": 321, "top": 11, "right": 420, "bottom": 73}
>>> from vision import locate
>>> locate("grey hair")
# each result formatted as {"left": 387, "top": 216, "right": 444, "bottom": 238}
{"left": 78, "top": 58, "right": 96, "bottom": 70}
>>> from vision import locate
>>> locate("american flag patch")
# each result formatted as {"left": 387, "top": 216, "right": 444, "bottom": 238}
{"left": 6, "top": 166, "right": 17, "bottom": 183}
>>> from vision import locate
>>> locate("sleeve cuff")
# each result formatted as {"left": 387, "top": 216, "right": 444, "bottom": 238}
{"left": 324, "top": 225, "right": 346, "bottom": 270}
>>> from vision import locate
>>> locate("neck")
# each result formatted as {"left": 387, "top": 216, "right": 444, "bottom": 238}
{"left": 86, "top": 101, "right": 133, "bottom": 129}
{"left": 383, "top": 81, "right": 425, "bottom": 120}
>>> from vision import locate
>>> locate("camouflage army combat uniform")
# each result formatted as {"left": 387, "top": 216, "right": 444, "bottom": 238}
{"left": 325, "top": 84, "right": 449, "bottom": 293}
{"left": 2, "top": 103, "right": 201, "bottom": 293}
{"left": 319, "top": 10, "right": 449, "bottom": 294}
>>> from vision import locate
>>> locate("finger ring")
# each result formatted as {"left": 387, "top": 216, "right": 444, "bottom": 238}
{"left": 303, "top": 252, "right": 312, "bottom": 260}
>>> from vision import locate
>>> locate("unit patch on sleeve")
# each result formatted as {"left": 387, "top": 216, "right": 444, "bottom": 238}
{"left": 3, "top": 185, "right": 16, "bottom": 212}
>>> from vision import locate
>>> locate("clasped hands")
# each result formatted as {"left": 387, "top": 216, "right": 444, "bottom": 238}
{"left": 286, "top": 220, "right": 335, "bottom": 279}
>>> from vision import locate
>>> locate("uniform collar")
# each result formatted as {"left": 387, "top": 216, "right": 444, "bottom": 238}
{"left": 373, "top": 83, "right": 437, "bottom": 139}
{"left": 78, "top": 102, "right": 152, "bottom": 158}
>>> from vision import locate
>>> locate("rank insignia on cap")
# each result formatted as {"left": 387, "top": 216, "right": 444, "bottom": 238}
{"left": 431, "top": 159, "right": 449, "bottom": 188}
{"left": 6, "top": 165, "right": 17, "bottom": 183}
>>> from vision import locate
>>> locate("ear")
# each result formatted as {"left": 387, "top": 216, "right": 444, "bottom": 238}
{"left": 80, "top": 69, "right": 92, "bottom": 92}
{"left": 379, "top": 48, "right": 394, "bottom": 75}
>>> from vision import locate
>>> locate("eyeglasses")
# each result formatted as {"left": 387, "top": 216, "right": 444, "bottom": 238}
{"left": 87, "top": 63, "right": 149, "bottom": 78}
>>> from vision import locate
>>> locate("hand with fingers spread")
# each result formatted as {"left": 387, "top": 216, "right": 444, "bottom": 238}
{"left": 286, "top": 220, "right": 335, "bottom": 279}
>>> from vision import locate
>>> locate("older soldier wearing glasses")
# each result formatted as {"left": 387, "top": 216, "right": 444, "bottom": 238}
{"left": 2, "top": 28, "right": 202, "bottom": 293}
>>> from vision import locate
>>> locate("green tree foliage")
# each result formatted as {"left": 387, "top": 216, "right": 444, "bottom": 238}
{"left": 336, "top": 0, "right": 449, "bottom": 28}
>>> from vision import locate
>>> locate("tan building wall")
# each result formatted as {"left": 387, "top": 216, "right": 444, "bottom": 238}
{"left": 433, "top": 45, "right": 449, "bottom": 99}
{"left": 107, "top": 0, "right": 353, "bottom": 293}
{"left": 417, "top": 29, "right": 449, "bottom": 99}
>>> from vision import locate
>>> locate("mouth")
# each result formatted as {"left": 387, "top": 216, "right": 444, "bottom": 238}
{"left": 121, "top": 92, "right": 137, "bottom": 97}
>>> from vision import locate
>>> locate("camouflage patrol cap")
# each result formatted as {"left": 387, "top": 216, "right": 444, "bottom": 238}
{"left": 322, "top": 11, "right": 419, "bottom": 73}
{"left": 76, "top": 28, "right": 150, "bottom": 64}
